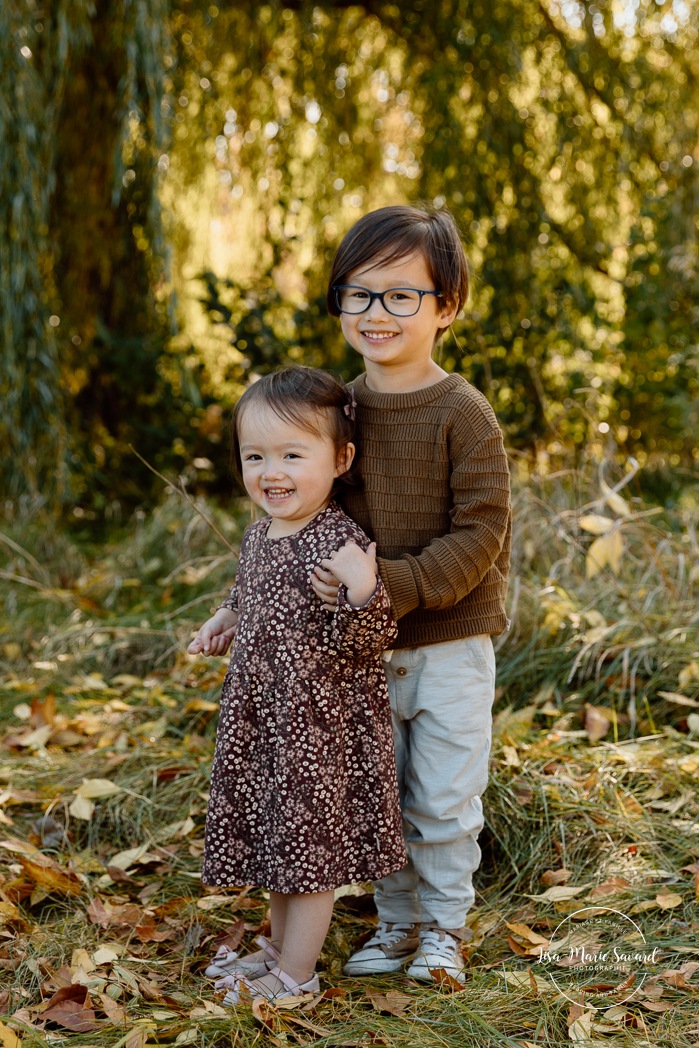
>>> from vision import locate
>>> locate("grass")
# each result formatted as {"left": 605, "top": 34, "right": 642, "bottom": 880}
{"left": 1, "top": 464, "right": 698, "bottom": 1046}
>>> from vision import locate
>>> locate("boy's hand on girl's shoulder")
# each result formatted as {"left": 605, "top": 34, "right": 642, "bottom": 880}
{"left": 321, "top": 541, "right": 377, "bottom": 609}
{"left": 187, "top": 609, "right": 238, "bottom": 657}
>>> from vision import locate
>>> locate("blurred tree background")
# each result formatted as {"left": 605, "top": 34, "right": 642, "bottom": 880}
{"left": 2, "top": 0, "right": 698, "bottom": 517}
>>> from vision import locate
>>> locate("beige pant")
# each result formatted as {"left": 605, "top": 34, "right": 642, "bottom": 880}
{"left": 374, "top": 635, "right": 496, "bottom": 930}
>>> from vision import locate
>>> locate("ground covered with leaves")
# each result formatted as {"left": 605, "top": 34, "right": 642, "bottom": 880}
{"left": 1, "top": 469, "right": 698, "bottom": 1046}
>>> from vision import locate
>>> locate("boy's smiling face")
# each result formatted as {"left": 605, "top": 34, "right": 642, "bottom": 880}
{"left": 340, "top": 252, "right": 457, "bottom": 391}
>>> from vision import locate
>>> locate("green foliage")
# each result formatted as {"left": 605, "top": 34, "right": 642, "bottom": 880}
{"left": 167, "top": 0, "right": 699, "bottom": 479}
{"left": 2, "top": 0, "right": 698, "bottom": 513}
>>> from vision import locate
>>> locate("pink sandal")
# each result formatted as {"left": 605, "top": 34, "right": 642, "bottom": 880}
{"left": 205, "top": 935, "right": 281, "bottom": 979}
{"left": 217, "top": 964, "right": 320, "bottom": 1006}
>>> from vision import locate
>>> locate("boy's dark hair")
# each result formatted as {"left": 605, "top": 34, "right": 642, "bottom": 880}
{"left": 230, "top": 365, "right": 356, "bottom": 487}
{"left": 327, "top": 203, "right": 469, "bottom": 316}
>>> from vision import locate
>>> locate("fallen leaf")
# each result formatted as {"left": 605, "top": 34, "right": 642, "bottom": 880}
{"left": 568, "top": 1010, "right": 594, "bottom": 1042}
{"left": 17, "top": 853, "right": 83, "bottom": 896}
{"left": 75, "top": 778, "right": 123, "bottom": 799}
{"left": 98, "top": 992, "right": 127, "bottom": 1023}
{"left": 69, "top": 795, "right": 95, "bottom": 821}
{"left": 40, "top": 986, "right": 98, "bottom": 1033}
{"left": 657, "top": 691, "right": 699, "bottom": 708}
{"left": 526, "top": 884, "right": 592, "bottom": 902}
{"left": 589, "top": 877, "right": 631, "bottom": 898}
{"left": 585, "top": 705, "right": 611, "bottom": 743}
{"left": 0, "top": 1023, "right": 22, "bottom": 1048}
{"left": 506, "top": 922, "right": 550, "bottom": 946}
{"left": 105, "top": 844, "right": 153, "bottom": 871}
{"left": 93, "top": 946, "right": 122, "bottom": 965}
{"left": 189, "top": 1002, "right": 228, "bottom": 1018}
{"left": 367, "top": 989, "right": 412, "bottom": 1015}
{"left": 656, "top": 891, "right": 683, "bottom": 910}
{"left": 71, "top": 948, "right": 96, "bottom": 974}
{"left": 541, "top": 869, "right": 573, "bottom": 887}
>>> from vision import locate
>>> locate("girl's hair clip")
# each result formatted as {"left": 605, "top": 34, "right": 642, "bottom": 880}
{"left": 343, "top": 387, "right": 357, "bottom": 421}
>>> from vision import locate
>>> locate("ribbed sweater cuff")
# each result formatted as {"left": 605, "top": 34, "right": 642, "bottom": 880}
{"left": 379, "top": 556, "right": 420, "bottom": 620}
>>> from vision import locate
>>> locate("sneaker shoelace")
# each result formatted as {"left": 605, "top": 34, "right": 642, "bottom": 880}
{"left": 367, "top": 922, "right": 415, "bottom": 947}
{"left": 419, "top": 930, "right": 458, "bottom": 956}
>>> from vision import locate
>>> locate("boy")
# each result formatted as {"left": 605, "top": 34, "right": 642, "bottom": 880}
{"left": 312, "top": 204, "right": 511, "bottom": 982}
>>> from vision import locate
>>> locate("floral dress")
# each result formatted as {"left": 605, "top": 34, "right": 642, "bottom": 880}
{"left": 202, "top": 502, "right": 407, "bottom": 894}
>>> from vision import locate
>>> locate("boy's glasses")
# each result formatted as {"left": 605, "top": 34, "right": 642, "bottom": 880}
{"left": 332, "top": 285, "right": 441, "bottom": 317}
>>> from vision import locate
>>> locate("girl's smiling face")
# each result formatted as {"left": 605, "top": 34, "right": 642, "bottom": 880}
{"left": 339, "top": 252, "right": 457, "bottom": 387}
{"left": 238, "top": 406, "right": 354, "bottom": 538}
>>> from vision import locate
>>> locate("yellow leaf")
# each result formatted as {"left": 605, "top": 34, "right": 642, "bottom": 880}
{"left": 679, "top": 661, "right": 699, "bottom": 690}
{"left": 0, "top": 901, "right": 22, "bottom": 924}
{"left": 586, "top": 529, "right": 624, "bottom": 578}
{"left": 579, "top": 514, "right": 613, "bottom": 535}
{"left": 71, "top": 948, "right": 96, "bottom": 974}
{"left": 69, "top": 795, "right": 95, "bottom": 821}
{"left": 600, "top": 479, "right": 632, "bottom": 518}
{"left": 505, "top": 922, "right": 549, "bottom": 946}
{"left": 76, "top": 778, "right": 123, "bottom": 799}
{"left": 656, "top": 891, "right": 683, "bottom": 910}
{"left": 0, "top": 1022, "right": 22, "bottom": 1048}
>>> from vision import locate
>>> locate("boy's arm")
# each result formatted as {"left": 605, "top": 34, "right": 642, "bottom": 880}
{"left": 378, "top": 424, "right": 511, "bottom": 620}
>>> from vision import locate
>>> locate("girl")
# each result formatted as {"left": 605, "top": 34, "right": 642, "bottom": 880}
{"left": 188, "top": 365, "right": 406, "bottom": 1004}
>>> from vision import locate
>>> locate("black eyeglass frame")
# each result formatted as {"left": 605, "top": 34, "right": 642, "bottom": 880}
{"left": 331, "top": 285, "right": 442, "bottom": 317}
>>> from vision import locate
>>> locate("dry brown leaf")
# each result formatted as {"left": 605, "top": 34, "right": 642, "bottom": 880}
{"left": 18, "top": 853, "right": 83, "bottom": 896}
{"left": 98, "top": 992, "right": 127, "bottom": 1023}
{"left": 639, "top": 1000, "right": 674, "bottom": 1013}
{"left": 41, "top": 986, "right": 98, "bottom": 1033}
{"left": 589, "top": 877, "right": 631, "bottom": 898}
{"left": 541, "top": 868, "right": 573, "bottom": 887}
{"left": 506, "top": 922, "right": 550, "bottom": 946}
{"left": 367, "top": 990, "right": 412, "bottom": 1016}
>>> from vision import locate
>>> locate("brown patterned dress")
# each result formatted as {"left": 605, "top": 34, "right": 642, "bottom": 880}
{"left": 201, "top": 502, "right": 407, "bottom": 894}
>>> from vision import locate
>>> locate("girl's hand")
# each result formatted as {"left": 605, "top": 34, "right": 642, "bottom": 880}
{"left": 320, "top": 541, "right": 377, "bottom": 609}
{"left": 188, "top": 609, "right": 238, "bottom": 656}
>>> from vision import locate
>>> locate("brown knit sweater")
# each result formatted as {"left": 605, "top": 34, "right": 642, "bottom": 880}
{"left": 341, "top": 373, "right": 511, "bottom": 649}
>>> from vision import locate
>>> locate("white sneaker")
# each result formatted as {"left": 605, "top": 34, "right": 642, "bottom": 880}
{"left": 406, "top": 928, "right": 466, "bottom": 984}
{"left": 343, "top": 922, "right": 419, "bottom": 975}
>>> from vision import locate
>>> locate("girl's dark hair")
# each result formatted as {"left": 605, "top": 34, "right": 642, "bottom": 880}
{"left": 327, "top": 203, "right": 469, "bottom": 316}
{"left": 230, "top": 366, "right": 356, "bottom": 487}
